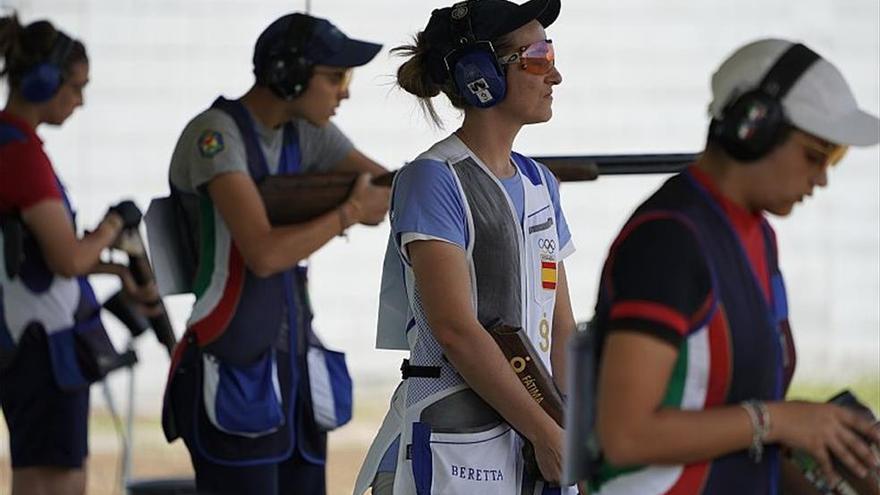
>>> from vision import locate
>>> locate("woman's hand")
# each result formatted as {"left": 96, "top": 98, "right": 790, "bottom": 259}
{"left": 345, "top": 173, "right": 390, "bottom": 226}
{"left": 99, "top": 262, "right": 163, "bottom": 317}
{"left": 769, "top": 401, "right": 880, "bottom": 486}
{"left": 531, "top": 422, "right": 564, "bottom": 484}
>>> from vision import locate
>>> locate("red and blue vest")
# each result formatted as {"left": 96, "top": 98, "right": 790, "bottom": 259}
{"left": 592, "top": 170, "right": 793, "bottom": 495}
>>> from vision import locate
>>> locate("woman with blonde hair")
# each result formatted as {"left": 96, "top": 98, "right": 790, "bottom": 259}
{"left": 356, "top": 1, "right": 577, "bottom": 493}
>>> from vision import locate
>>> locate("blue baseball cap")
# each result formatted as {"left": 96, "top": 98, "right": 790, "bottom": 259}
{"left": 253, "top": 13, "right": 382, "bottom": 74}
{"left": 422, "top": 0, "right": 561, "bottom": 84}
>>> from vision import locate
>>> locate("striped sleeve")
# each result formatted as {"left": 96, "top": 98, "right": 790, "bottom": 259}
{"left": 606, "top": 216, "right": 712, "bottom": 346}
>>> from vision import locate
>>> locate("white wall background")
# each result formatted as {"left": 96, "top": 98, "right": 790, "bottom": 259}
{"left": 2, "top": 0, "right": 877, "bottom": 415}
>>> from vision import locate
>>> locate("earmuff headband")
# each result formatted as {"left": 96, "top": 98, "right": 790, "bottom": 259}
{"left": 755, "top": 43, "right": 820, "bottom": 102}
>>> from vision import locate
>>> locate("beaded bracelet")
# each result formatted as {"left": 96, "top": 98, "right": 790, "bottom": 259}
{"left": 741, "top": 400, "right": 771, "bottom": 463}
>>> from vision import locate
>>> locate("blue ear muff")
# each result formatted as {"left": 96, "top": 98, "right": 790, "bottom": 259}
{"left": 452, "top": 49, "right": 506, "bottom": 108}
{"left": 20, "top": 63, "right": 63, "bottom": 103}
{"left": 19, "top": 30, "right": 75, "bottom": 104}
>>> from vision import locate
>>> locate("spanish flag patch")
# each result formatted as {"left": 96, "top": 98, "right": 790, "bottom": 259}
{"left": 541, "top": 260, "right": 557, "bottom": 290}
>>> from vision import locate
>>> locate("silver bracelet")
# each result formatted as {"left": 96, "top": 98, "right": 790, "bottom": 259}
{"left": 740, "top": 400, "right": 771, "bottom": 463}
{"left": 336, "top": 206, "right": 349, "bottom": 238}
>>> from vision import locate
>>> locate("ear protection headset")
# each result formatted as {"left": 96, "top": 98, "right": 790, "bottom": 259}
{"left": 711, "top": 43, "right": 820, "bottom": 162}
{"left": 259, "top": 14, "right": 317, "bottom": 100}
{"left": 444, "top": 0, "right": 507, "bottom": 108}
{"left": 20, "top": 30, "right": 74, "bottom": 104}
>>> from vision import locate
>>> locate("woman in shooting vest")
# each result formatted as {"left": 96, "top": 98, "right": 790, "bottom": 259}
{"left": 0, "top": 15, "right": 156, "bottom": 495}
{"left": 160, "top": 12, "right": 389, "bottom": 495}
{"left": 589, "top": 39, "right": 880, "bottom": 494}
{"left": 355, "top": 1, "right": 578, "bottom": 493}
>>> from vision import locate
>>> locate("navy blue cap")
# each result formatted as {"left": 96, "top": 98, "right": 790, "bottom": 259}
{"left": 422, "top": 0, "right": 560, "bottom": 84}
{"left": 253, "top": 13, "right": 382, "bottom": 73}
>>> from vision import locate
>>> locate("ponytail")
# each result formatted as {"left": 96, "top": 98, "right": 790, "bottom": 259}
{"left": 0, "top": 13, "right": 87, "bottom": 92}
{"left": 393, "top": 30, "right": 516, "bottom": 128}
{"left": 0, "top": 13, "right": 24, "bottom": 83}
{"left": 393, "top": 32, "right": 462, "bottom": 128}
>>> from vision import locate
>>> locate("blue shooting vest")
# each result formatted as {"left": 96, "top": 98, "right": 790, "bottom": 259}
{"left": 0, "top": 122, "right": 108, "bottom": 391}
{"left": 164, "top": 97, "right": 333, "bottom": 466}
{"left": 593, "top": 170, "right": 790, "bottom": 494}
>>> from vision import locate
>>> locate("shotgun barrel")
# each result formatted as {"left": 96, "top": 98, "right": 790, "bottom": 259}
{"left": 115, "top": 229, "right": 178, "bottom": 357}
{"left": 259, "top": 152, "right": 698, "bottom": 226}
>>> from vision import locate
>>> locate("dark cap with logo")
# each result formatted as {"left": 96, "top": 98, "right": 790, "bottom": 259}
{"left": 422, "top": 0, "right": 560, "bottom": 83}
{"left": 253, "top": 13, "right": 382, "bottom": 75}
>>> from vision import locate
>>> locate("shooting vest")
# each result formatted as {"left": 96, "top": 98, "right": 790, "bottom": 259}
{"left": 591, "top": 171, "right": 791, "bottom": 495}
{"left": 357, "top": 135, "right": 576, "bottom": 495}
{"left": 0, "top": 122, "right": 108, "bottom": 390}
{"left": 163, "top": 97, "right": 347, "bottom": 465}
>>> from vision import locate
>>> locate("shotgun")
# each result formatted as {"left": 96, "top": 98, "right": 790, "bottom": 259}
{"left": 258, "top": 153, "right": 697, "bottom": 225}
{"left": 114, "top": 228, "right": 178, "bottom": 357}
{"left": 562, "top": 321, "right": 601, "bottom": 486}
{"left": 787, "top": 390, "right": 880, "bottom": 494}
{"left": 486, "top": 321, "right": 566, "bottom": 481}
{"left": 487, "top": 321, "right": 565, "bottom": 425}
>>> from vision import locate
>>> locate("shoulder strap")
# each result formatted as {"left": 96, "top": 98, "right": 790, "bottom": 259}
{"left": 760, "top": 220, "right": 779, "bottom": 273}
{"left": 511, "top": 152, "right": 543, "bottom": 186}
{"left": 210, "top": 97, "right": 271, "bottom": 181}
{"left": 279, "top": 122, "right": 302, "bottom": 175}
{"left": 0, "top": 122, "right": 26, "bottom": 147}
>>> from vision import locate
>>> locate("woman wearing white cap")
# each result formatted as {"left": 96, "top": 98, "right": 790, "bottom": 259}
{"left": 589, "top": 39, "right": 880, "bottom": 494}
{"left": 355, "top": 0, "right": 578, "bottom": 494}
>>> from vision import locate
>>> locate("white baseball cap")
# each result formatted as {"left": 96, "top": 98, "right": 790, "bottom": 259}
{"left": 708, "top": 38, "right": 880, "bottom": 146}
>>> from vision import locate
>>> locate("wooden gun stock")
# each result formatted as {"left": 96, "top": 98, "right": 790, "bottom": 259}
{"left": 487, "top": 322, "right": 565, "bottom": 482}
{"left": 258, "top": 153, "right": 697, "bottom": 226}
{"left": 116, "top": 229, "right": 178, "bottom": 357}
{"left": 487, "top": 322, "right": 565, "bottom": 426}
{"left": 258, "top": 172, "right": 393, "bottom": 226}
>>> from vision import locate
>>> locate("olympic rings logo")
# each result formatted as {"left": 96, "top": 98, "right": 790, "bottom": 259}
{"left": 537, "top": 238, "right": 556, "bottom": 253}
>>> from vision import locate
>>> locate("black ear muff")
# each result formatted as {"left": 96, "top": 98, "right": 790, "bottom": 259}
{"left": 261, "top": 14, "right": 316, "bottom": 100}
{"left": 714, "top": 43, "right": 820, "bottom": 162}
{"left": 20, "top": 31, "right": 74, "bottom": 103}
{"left": 444, "top": 1, "right": 507, "bottom": 108}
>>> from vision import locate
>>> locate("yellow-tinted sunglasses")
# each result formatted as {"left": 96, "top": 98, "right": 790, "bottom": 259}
{"left": 793, "top": 133, "right": 849, "bottom": 167}
{"left": 313, "top": 68, "right": 353, "bottom": 92}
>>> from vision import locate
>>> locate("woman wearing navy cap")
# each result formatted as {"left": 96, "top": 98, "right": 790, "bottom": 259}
{"left": 355, "top": 0, "right": 578, "bottom": 494}
{"left": 161, "top": 12, "right": 389, "bottom": 495}
{"left": 0, "top": 14, "right": 157, "bottom": 495}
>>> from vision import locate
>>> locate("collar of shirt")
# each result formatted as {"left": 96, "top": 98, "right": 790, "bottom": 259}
{"left": 688, "top": 165, "right": 771, "bottom": 302}
{"left": 688, "top": 165, "right": 764, "bottom": 236}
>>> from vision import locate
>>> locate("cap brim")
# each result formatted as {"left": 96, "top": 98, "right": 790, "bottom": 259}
{"left": 319, "top": 38, "right": 382, "bottom": 68}
{"left": 797, "top": 109, "right": 880, "bottom": 147}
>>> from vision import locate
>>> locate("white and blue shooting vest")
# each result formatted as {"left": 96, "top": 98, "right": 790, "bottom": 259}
{"left": 0, "top": 122, "right": 109, "bottom": 390}
{"left": 356, "top": 135, "right": 575, "bottom": 495}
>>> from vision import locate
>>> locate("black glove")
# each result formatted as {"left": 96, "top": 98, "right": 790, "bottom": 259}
{"left": 109, "top": 200, "right": 142, "bottom": 229}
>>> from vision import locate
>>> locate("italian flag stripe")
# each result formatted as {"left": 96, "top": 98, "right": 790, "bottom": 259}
{"left": 705, "top": 305, "right": 732, "bottom": 406}
{"left": 190, "top": 245, "right": 245, "bottom": 345}
{"left": 664, "top": 462, "right": 709, "bottom": 494}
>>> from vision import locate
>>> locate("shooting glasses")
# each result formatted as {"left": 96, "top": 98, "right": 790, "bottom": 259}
{"left": 498, "top": 39, "right": 554, "bottom": 75}
{"left": 793, "top": 133, "right": 849, "bottom": 168}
